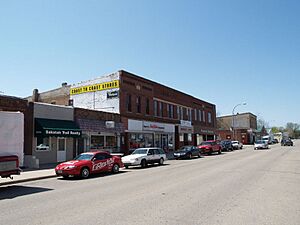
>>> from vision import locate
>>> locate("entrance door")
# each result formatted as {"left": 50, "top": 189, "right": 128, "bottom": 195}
{"left": 161, "top": 134, "right": 168, "bottom": 151}
{"left": 57, "top": 138, "right": 67, "bottom": 162}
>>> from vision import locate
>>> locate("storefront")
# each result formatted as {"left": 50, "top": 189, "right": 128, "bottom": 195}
{"left": 34, "top": 118, "right": 82, "bottom": 164}
{"left": 76, "top": 118, "right": 124, "bottom": 153}
{"left": 127, "top": 119, "right": 175, "bottom": 153}
{"left": 177, "top": 120, "right": 194, "bottom": 147}
{"left": 194, "top": 127, "right": 216, "bottom": 145}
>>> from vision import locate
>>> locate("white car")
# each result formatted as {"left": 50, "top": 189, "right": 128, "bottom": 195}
{"left": 122, "top": 148, "right": 166, "bottom": 168}
{"left": 254, "top": 140, "right": 269, "bottom": 150}
{"left": 231, "top": 141, "right": 243, "bottom": 150}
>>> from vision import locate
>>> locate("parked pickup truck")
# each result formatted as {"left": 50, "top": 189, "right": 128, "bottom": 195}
{"left": 0, "top": 154, "right": 21, "bottom": 179}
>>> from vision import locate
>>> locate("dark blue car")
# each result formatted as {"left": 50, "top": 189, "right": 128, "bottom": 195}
{"left": 173, "top": 146, "right": 201, "bottom": 159}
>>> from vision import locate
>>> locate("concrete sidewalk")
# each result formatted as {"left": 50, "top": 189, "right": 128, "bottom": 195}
{"left": 0, "top": 168, "right": 57, "bottom": 186}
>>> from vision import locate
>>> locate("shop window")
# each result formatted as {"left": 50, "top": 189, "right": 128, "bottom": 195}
{"left": 106, "top": 136, "right": 117, "bottom": 148}
{"left": 188, "top": 133, "right": 192, "bottom": 142}
{"left": 146, "top": 98, "right": 150, "bottom": 115}
{"left": 179, "top": 134, "right": 184, "bottom": 142}
{"left": 168, "top": 135, "right": 174, "bottom": 150}
{"left": 129, "top": 133, "right": 153, "bottom": 150}
{"left": 136, "top": 96, "right": 141, "bottom": 113}
{"left": 126, "top": 94, "right": 132, "bottom": 112}
{"left": 91, "top": 135, "right": 104, "bottom": 150}
{"left": 36, "top": 136, "right": 50, "bottom": 151}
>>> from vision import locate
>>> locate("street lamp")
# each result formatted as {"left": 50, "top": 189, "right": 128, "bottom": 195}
{"left": 232, "top": 102, "right": 247, "bottom": 140}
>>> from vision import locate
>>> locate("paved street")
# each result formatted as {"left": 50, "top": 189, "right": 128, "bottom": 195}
{"left": 1, "top": 141, "right": 300, "bottom": 225}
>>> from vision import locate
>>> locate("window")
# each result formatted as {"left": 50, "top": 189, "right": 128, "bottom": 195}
{"left": 91, "top": 135, "right": 105, "bottom": 150}
{"left": 177, "top": 106, "right": 180, "bottom": 119}
{"left": 58, "top": 138, "right": 66, "bottom": 151}
{"left": 194, "top": 109, "right": 198, "bottom": 121}
{"left": 208, "top": 112, "right": 212, "bottom": 123}
{"left": 154, "top": 100, "right": 158, "bottom": 116}
{"left": 126, "top": 94, "right": 132, "bottom": 112}
{"left": 94, "top": 153, "right": 110, "bottom": 161}
{"left": 180, "top": 107, "right": 183, "bottom": 120}
{"left": 36, "top": 137, "right": 50, "bottom": 151}
{"left": 203, "top": 111, "right": 206, "bottom": 122}
{"left": 188, "top": 109, "right": 192, "bottom": 121}
{"left": 106, "top": 136, "right": 117, "bottom": 148}
{"left": 159, "top": 102, "right": 163, "bottom": 117}
{"left": 146, "top": 98, "right": 150, "bottom": 115}
{"left": 136, "top": 96, "right": 141, "bottom": 113}
{"left": 198, "top": 109, "right": 202, "bottom": 122}
{"left": 170, "top": 105, "right": 174, "bottom": 118}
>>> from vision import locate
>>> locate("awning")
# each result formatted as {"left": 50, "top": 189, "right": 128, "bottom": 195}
{"left": 35, "top": 118, "right": 82, "bottom": 138}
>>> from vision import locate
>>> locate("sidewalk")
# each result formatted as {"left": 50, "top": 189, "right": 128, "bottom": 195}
{"left": 0, "top": 167, "right": 57, "bottom": 187}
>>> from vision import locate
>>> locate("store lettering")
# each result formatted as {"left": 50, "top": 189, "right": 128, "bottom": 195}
{"left": 92, "top": 158, "right": 114, "bottom": 171}
{"left": 70, "top": 80, "right": 120, "bottom": 95}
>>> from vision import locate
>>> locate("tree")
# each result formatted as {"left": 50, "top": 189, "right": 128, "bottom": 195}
{"left": 257, "top": 119, "right": 269, "bottom": 130}
{"left": 285, "top": 122, "right": 300, "bottom": 138}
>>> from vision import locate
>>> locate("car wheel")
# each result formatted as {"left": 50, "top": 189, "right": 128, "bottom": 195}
{"left": 62, "top": 175, "right": 69, "bottom": 179}
{"left": 159, "top": 158, "right": 164, "bottom": 165}
{"left": 141, "top": 159, "right": 147, "bottom": 168}
{"left": 188, "top": 153, "right": 192, "bottom": 159}
{"left": 198, "top": 152, "right": 201, "bottom": 158}
{"left": 218, "top": 149, "right": 222, "bottom": 154}
{"left": 112, "top": 164, "right": 120, "bottom": 173}
{"left": 254, "top": 148, "right": 257, "bottom": 150}
{"left": 81, "top": 167, "right": 90, "bottom": 179}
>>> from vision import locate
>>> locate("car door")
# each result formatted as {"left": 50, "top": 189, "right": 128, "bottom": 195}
{"left": 147, "top": 149, "right": 155, "bottom": 163}
{"left": 192, "top": 146, "right": 199, "bottom": 156}
{"left": 153, "top": 149, "right": 161, "bottom": 163}
{"left": 91, "top": 153, "right": 109, "bottom": 173}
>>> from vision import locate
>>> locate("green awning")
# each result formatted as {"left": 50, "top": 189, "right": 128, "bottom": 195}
{"left": 35, "top": 118, "right": 81, "bottom": 138}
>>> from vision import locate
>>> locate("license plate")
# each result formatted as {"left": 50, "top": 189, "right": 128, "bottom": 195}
{"left": 57, "top": 170, "right": 62, "bottom": 174}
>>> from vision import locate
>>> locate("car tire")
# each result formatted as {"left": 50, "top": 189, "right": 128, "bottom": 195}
{"left": 188, "top": 153, "right": 192, "bottom": 159}
{"left": 159, "top": 158, "right": 164, "bottom": 165}
{"left": 218, "top": 149, "right": 222, "bottom": 154}
{"left": 62, "top": 175, "right": 68, "bottom": 179}
{"left": 254, "top": 148, "right": 257, "bottom": 150}
{"left": 81, "top": 167, "right": 90, "bottom": 179}
{"left": 198, "top": 152, "right": 201, "bottom": 158}
{"left": 112, "top": 164, "right": 120, "bottom": 173}
{"left": 141, "top": 159, "right": 147, "bottom": 168}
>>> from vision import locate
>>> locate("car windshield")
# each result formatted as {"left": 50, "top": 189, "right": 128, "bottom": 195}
{"left": 255, "top": 140, "right": 265, "bottom": 144}
{"left": 177, "top": 146, "right": 192, "bottom": 151}
{"left": 74, "top": 153, "right": 94, "bottom": 161}
{"left": 232, "top": 141, "right": 238, "bottom": 144}
{"left": 132, "top": 149, "right": 148, "bottom": 155}
{"left": 200, "top": 142, "right": 212, "bottom": 146}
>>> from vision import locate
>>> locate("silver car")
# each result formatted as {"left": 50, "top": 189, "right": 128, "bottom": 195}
{"left": 254, "top": 140, "right": 269, "bottom": 150}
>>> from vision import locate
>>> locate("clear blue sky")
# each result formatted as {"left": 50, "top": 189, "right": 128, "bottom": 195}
{"left": 1, "top": 0, "right": 299, "bottom": 127}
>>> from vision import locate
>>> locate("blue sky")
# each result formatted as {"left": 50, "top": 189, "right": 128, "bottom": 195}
{"left": 0, "top": 0, "right": 299, "bottom": 126}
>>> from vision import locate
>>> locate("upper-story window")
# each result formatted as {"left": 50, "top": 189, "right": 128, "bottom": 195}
{"left": 126, "top": 94, "right": 132, "bottom": 112}
{"left": 198, "top": 109, "right": 202, "bottom": 122}
{"left": 167, "top": 104, "right": 173, "bottom": 118}
{"left": 159, "top": 102, "right": 163, "bottom": 117}
{"left": 170, "top": 105, "right": 174, "bottom": 118}
{"left": 188, "top": 109, "right": 192, "bottom": 121}
{"left": 208, "top": 112, "right": 212, "bottom": 123}
{"left": 180, "top": 107, "right": 183, "bottom": 120}
{"left": 136, "top": 96, "right": 141, "bottom": 113}
{"left": 202, "top": 111, "right": 206, "bottom": 122}
{"left": 194, "top": 109, "right": 198, "bottom": 121}
{"left": 154, "top": 100, "right": 158, "bottom": 116}
{"left": 146, "top": 98, "right": 150, "bottom": 115}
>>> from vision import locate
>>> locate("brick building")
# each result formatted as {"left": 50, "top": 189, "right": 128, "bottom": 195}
{"left": 216, "top": 112, "right": 257, "bottom": 144}
{"left": 28, "top": 70, "right": 217, "bottom": 154}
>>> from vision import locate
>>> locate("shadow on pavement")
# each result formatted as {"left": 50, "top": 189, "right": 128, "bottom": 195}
{"left": 125, "top": 163, "right": 170, "bottom": 170}
{"left": 56, "top": 170, "right": 129, "bottom": 181}
{"left": 0, "top": 185, "right": 53, "bottom": 200}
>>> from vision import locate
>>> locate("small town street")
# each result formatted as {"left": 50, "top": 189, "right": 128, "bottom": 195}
{"left": 1, "top": 141, "right": 299, "bottom": 225}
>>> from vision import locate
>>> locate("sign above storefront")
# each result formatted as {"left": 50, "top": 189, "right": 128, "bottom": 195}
{"left": 180, "top": 120, "right": 192, "bottom": 127}
{"left": 105, "top": 121, "right": 115, "bottom": 129}
{"left": 179, "top": 126, "right": 194, "bottom": 134}
{"left": 143, "top": 121, "right": 165, "bottom": 131}
{"left": 200, "top": 129, "right": 214, "bottom": 134}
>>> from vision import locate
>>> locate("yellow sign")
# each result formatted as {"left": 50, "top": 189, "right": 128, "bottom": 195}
{"left": 70, "top": 80, "right": 120, "bottom": 95}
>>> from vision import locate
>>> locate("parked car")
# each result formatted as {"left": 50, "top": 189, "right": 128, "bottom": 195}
{"left": 254, "top": 140, "right": 269, "bottom": 150}
{"left": 0, "top": 154, "right": 21, "bottom": 179}
{"left": 122, "top": 148, "right": 166, "bottom": 168}
{"left": 174, "top": 146, "right": 201, "bottom": 159}
{"left": 272, "top": 139, "right": 279, "bottom": 144}
{"left": 197, "top": 141, "right": 222, "bottom": 155}
{"left": 231, "top": 141, "right": 243, "bottom": 150}
{"left": 220, "top": 140, "right": 233, "bottom": 152}
{"left": 55, "top": 151, "right": 123, "bottom": 179}
{"left": 281, "top": 139, "right": 293, "bottom": 146}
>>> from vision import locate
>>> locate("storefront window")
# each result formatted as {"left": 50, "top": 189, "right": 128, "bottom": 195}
{"left": 36, "top": 137, "right": 50, "bottom": 151}
{"left": 154, "top": 134, "right": 161, "bottom": 147}
{"left": 168, "top": 135, "right": 174, "bottom": 151}
{"left": 188, "top": 133, "right": 192, "bottom": 142}
{"left": 91, "top": 135, "right": 104, "bottom": 150}
{"left": 106, "top": 136, "right": 117, "bottom": 148}
{"left": 129, "top": 133, "right": 153, "bottom": 150}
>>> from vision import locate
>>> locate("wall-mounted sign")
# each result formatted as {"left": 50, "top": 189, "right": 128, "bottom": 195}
{"left": 143, "top": 121, "right": 165, "bottom": 131}
{"left": 107, "top": 90, "right": 119, "bottom": 99}
{"left": 180, "top": 120, "right": 192, "bottom": 127}
{"left": 105, "top": 121, "right": 115, "bottom": 129}
{"left": 70, "top": 80, "right": 119, "bottom": 95}
{"left": 200, "top": 129, "right": 214, "bottom": 134}
{"left": 179, "top": 126, "right": 194, "bottom": 134}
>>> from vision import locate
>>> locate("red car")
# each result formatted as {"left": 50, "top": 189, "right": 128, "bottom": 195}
{"left": 197, "top": 141, "right": 222, "bottom": 155}
{"left": 55, "top": 151, "right": 124, "bottom": 179}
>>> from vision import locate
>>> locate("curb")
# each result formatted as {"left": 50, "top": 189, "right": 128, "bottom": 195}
{"left": 0, "top": 175, "right": 57, "bottom": 187}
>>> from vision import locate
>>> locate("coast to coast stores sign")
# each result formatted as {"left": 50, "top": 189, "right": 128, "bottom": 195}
{"left": 70, "top": 80, "right": 120, "bottom": 95}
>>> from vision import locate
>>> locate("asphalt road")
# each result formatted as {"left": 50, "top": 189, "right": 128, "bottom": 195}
{"left": 1, "top": 141, "right": 300, "bottom": 225}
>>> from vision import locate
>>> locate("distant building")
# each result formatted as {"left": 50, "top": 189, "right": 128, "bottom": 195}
{"left": 216, "top": 112, "right": 257, "bottom": 144}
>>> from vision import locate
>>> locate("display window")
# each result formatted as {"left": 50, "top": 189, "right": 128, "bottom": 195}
{"left": 91, "top": 135, "right": 104, "bottom": 149}
{"left": 129, "top": 133, "right": 153, "bottom": 150}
